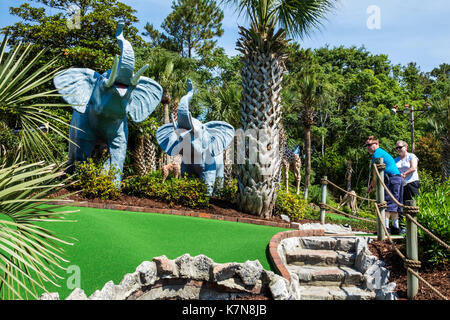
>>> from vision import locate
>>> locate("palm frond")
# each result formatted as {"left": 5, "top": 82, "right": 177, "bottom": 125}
{"left": 0, "top": 160, "right": 75, "bottom": 300}
{"left": 0, "top": 34, "right": 72, "bottom": 163}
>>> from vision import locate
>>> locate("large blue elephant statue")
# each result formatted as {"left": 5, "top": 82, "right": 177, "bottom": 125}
{"left": 156, "top": 80, "right": 235, "bottom": 195}
{"left": 54, "top": 21, "right": 163, "bottom": 185}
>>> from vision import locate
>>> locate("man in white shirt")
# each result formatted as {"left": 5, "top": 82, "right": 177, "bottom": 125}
{"left": 395, "top": 140, "right": 420, "bottom": 234}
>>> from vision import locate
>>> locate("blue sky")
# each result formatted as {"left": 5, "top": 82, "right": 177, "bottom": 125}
{"left": 1, "top": 0, "right": 449, "bottom": 72}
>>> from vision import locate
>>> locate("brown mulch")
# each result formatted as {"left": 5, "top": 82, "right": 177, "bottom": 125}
{"left": 369, "top": 239, "right": 449, "bottom": 300}
{"left": 50, "top": 189, "right": 449, "bottom": 300}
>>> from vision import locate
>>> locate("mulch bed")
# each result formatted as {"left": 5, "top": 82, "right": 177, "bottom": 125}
{"left": 50, "top": 189, "right": 449, "bottom": 300}
{"left": 369, "top": 239, "right": 449, "bottom": 300}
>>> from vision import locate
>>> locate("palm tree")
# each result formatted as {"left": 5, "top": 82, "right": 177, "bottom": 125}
{"left": 222, "top": 0, "right": 336, "bottom": 218}
{"left": 142, "top": 48, "right": 190, "bottom": 167}
{"left": 298, "top": 69, "right": 323, "bottom": 199}
{"left": 0, "top": 33, "right": 71, "bottom": 163}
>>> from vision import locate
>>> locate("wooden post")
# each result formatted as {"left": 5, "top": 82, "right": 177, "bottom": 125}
{"left": 375, "top": 158, "right": 386, "bottom": 241}
{"left": 320, "top": 176, "right": 327, "bottom": 224}
{"left": 406, "top": 199, "right": 419, "bottom": 299}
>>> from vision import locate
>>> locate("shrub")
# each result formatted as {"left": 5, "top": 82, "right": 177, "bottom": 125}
{"left": 415, "top": 178, "right": 449, "bottom": 265}
{"left": 275, "top": 190, "right": 309, "bottom": 220}
{"left": 213, "top": 178, "right": 238, "bottom": 203}
{"left": 73, "top": 158, "right": 121, "bottom": 200}
{"left": 123, "top": 172, "right": 210, "bottom": 209}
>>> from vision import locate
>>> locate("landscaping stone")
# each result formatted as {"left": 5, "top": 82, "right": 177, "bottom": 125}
{"left": 39, "top": 254, "right": 293, "bottom": 300}
{"left": 39, "top": 292, "right": 59, "bottom": 300}
{"left": 277, "top": 234, "right": 397, "bottom": 300}
{"left": 65, "top": 288, "right": 88, "bottom": 300}
{"left": 136, "top": 261, "right": 157, "bottom": 286}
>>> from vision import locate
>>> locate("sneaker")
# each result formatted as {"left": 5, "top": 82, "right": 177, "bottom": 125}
{"left": 400, "top": 228, "right": 406, "bottom": 235}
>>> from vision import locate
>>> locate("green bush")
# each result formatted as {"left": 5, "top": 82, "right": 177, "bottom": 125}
{"left": 73, "top": 158, "right": 121, "bottom": 200}
{"left": 123, "top": 172, "right": 210, "bottom": 209}
{"left": 415, "top": 178, "right": 449, "bottom": 265}
{"left": 275, "top": 190, "right": 309, "bottom": 220}
{"left": 213, "top": 178, "right": 238, "bottom": 203}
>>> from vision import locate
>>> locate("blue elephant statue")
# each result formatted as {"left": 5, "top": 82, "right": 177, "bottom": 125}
{"left": 54, "top": 21, "right": 163, "bottom": 186}
{"left": 156, "top": 80, "right": 235, "bottom": 195}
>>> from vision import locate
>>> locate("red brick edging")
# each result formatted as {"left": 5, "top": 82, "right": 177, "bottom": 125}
{"left": 49, "top": 200, "right": 297, "bottom": 229}
{"left": 268, "top": 229, "right": 325, "bottom": 283}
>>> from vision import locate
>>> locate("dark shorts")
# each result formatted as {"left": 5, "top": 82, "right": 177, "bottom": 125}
{"left": 403, "top": 180, "right": 420, "bottom": 203}
{"left": 384, "top": 174, "right": 403, "bottom": 213}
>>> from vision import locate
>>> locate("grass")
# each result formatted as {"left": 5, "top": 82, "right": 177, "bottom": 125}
{"left": 31, "top": 206, "right": 288, "bottom": 299}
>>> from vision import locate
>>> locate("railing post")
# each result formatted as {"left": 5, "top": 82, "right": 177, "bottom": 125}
{"left": 320, "top": 176, "right": 327, "bottom": 224}
{"left": 375, "top": 158, "right": 386, "bottom": 240}
{"left": 405, "top": 199, "right": 419, "bottom": 299}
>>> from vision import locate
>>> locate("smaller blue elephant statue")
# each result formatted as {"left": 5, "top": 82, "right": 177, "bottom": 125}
{"left": 54, "top": 21, "right": 163, "bottom": 186}
{"left": 156, "top": 79, "right": 235, "bottom": 195}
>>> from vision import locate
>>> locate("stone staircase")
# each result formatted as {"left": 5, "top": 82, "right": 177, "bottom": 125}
{"left": 282, "top": 236, "right": 377, "bottom": 300}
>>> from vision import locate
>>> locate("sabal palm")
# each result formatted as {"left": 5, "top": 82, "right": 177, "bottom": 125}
{"left": 0, "top": 34, "right": 71, "bottom": 163}
{"left": 222, "top": 0, "right": 336, "bottom": 217}
{"left": 0, "top": 158, "right": 74, "bottom": 300}
{"left": 297, "top": 70, "right": 322, "bottom": 199}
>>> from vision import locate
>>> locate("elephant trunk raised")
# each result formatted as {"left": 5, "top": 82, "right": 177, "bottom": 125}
{"left": 156, "top": 79, "right": 235, "bottom": 195}
{"left": 54, "top": 21, "right": 163, "bottom": 186}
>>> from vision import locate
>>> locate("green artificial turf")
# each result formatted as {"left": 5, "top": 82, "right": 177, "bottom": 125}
{"left": 30, "top": 206, "right": 288, "bottom": 299}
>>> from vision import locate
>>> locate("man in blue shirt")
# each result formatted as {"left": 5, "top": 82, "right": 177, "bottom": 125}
{"left": 366, "top": 135, "right": 403, "bottom": 234}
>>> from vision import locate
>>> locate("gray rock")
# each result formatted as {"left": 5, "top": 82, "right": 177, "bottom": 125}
{"left": 364, "top": 264, "right": 390, "bottom": 291}
{"left": 269, "top": 277, "right": 294, "bottom": 300}
{"left": 116, "top": 272, "right": 140, "bottom": 299}
{"left": 280, "top": 214, "right": 290, "bottom": 223}
{"left": 89, "top": 280, "right": 116, "bottom": 300}
{"left": 376, "top": 282, "right": 397, "bottom": 300}
{"left": 136, "top": 261, "right": 157, "bottom": 286}
{"left": 192, "top": 254, "right": 214, "bottom": 281}
{"left": 237, "top": 260, "right": 263, "bottom": 286}
{"left": 66, "top": 288, "right": 88, "bottom": 300}
{"left": 39, "top": 292, "right": 60, "bottom": 300}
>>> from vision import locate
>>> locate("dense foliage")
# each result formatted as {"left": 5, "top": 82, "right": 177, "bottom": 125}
{"left": 415, "top": 174, "right": 450, "bottom": 265}
{"left": 123, "top": 172, "right": 210, "bottom": 209}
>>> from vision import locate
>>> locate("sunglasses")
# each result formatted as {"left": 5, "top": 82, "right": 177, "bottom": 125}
{"left": 396, "top": 145, "right": 405, "bottom": 150}
{"left": 365, "top": 143, "right": 376, "bottom": 147}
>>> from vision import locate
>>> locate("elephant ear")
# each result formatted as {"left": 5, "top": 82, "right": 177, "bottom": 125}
{"left": 128, "top": 76, "right": 163, "bottom": 123}
{"left": 156, "top": 123, "right": 192, "bottom": 156}
{"left": 204, "top": 121, "right": 235, "bottom": 157}
{"left": 53, "top": 68, "right": 99, "bottom": 113}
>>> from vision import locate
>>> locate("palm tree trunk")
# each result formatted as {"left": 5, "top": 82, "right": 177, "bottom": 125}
{"left": 304, "top": 125, "right": 311, "bottom": 200}
{"left": 236, "top": 28, "right": 286, "bottom": 218}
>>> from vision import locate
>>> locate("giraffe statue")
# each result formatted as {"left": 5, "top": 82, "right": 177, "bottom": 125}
{"left": 279, "top": 126, "right": 302, "bottom": 194}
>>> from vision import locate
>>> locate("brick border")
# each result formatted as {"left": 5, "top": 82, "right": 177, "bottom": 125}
{"left": 49, "top": 200, "right": 296, "bottom": 229}
{"left": 268, "top": 229, "right": 325, "bottom": 283}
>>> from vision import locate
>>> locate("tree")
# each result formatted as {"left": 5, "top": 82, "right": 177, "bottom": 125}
{"left": 0, "top": 34, "right": 71, "bottom": 163}
{"left": 4, "top": 0, "right": 143, "bottom": 70}
{"left": 222, "top": 0, "right": 337, "bottom": 218}
{"left": 158, "top": 0, "right": 224, "bottom": 58}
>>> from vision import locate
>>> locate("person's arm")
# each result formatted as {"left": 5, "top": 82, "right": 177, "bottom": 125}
{"left": 401, "top": 156, "right": 418, "bottom": 179}
{"left": 367, "top": 169, "right": 377, "bottom": 193}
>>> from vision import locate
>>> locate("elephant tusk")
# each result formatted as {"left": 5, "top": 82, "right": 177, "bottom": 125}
{"left": 188, "top": 113, "right": 195, "bottom": 135}
{"left": 131, "top": 64, "right": 149, "bottom": 86}
{"left": 105, "top": 55, "right": 120, "bottom": 88}
{"left": 171, "top": 113, "right": 180, "bottom": 138}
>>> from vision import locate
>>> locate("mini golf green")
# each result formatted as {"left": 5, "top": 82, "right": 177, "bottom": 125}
{"left": 32, "top": 206, "right": 288, "bottom": 299}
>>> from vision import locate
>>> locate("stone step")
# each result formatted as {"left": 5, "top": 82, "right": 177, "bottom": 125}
{"left": 297, "top": 285, "right": 375, "bottom": 300}
{"left": 286, "top": 248, "right": 356, "bottom": 267}
{"left": 299, "top": 236, "right": 357, "bottom": 252}
{"left": 287, "top": 265, "right": 364, "bottom": 286}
